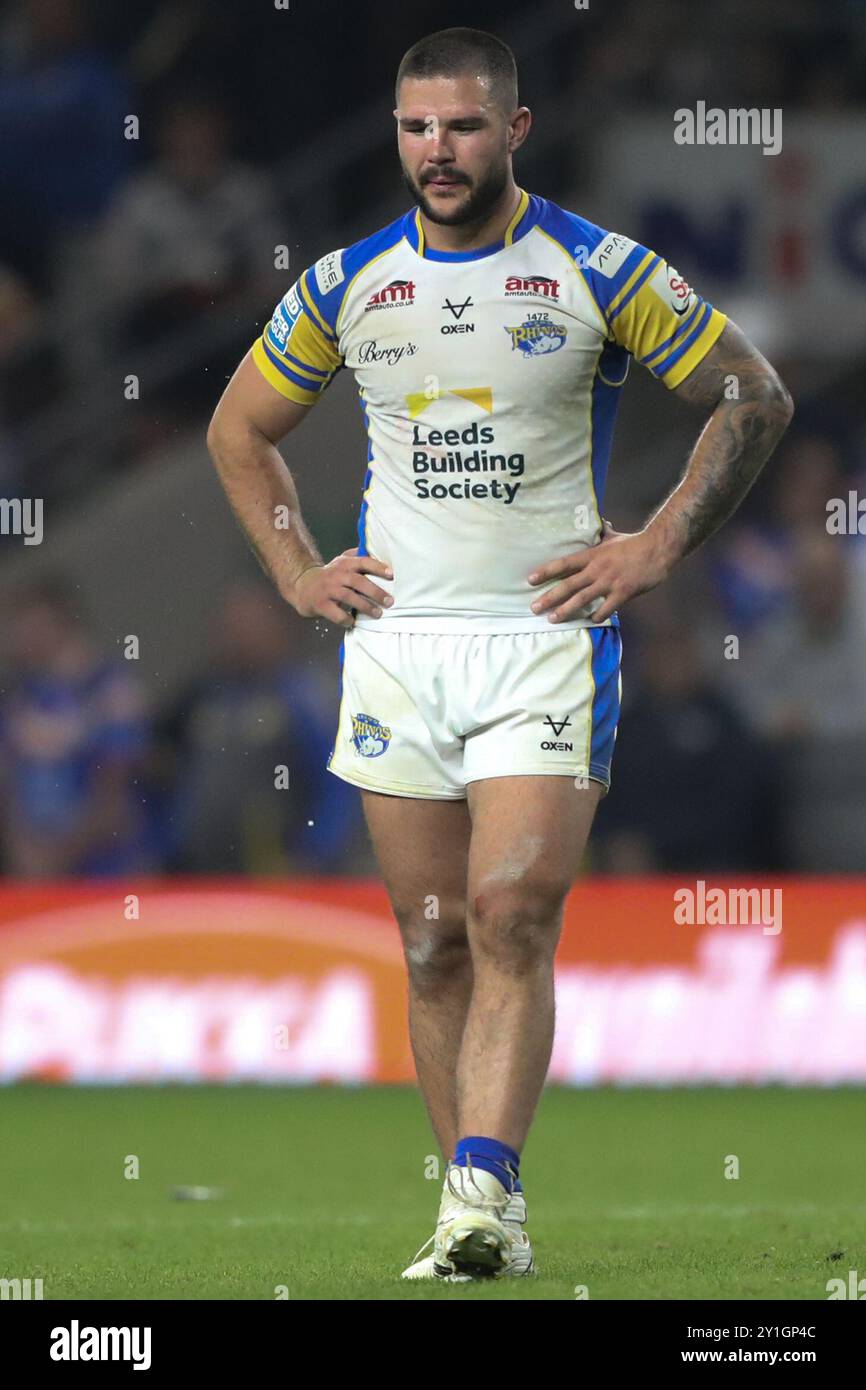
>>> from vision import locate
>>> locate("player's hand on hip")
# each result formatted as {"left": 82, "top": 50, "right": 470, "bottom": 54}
{"left": 527, "top": 521, "right": 671, "bottom": 624}
{"left": 289, "top": 547, "right": 394, "bottom": 628}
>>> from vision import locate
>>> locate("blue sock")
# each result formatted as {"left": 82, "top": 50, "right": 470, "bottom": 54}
{"left": 453, "top": 1135, "right": 520, "bottom": 1193}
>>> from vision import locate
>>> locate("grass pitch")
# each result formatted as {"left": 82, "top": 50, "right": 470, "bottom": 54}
{"left": 1, "top": 1084, "right": 863, "bottom": 1299}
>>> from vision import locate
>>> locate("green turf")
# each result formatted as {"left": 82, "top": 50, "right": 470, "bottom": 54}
{"left": 0, "top": 1085, "right": 864, "bottom": 1299}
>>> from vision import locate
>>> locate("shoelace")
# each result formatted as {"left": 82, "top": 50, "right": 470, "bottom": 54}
{"left": 444, "top": 1155, "right": 515, "bottom": 1211}
{"left": 407, "top": 1233, "right": 435, "bottom": 1266}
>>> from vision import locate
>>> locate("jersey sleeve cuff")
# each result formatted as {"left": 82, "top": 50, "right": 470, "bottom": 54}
{"left": 662, "top": 308, "right": 727, "bottom": 390}
{"left": 251, "top": 336, "right": 320, "bottom": 406}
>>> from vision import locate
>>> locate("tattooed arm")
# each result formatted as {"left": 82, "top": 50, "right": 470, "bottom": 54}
{"left": 527, "top": 321, "right": 794, "bottom": 624}
{"left": 645, "top": 319, "right": 794, "bottom": 562}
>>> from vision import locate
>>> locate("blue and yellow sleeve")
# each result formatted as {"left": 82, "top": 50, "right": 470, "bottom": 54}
{"left": 581, "top": 235, "right": 726, "bottom": 389}
{"left": 252, "top": 267, "right": 343, "bottom": 406}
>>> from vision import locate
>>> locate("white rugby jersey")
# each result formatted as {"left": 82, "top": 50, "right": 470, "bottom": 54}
{"left": 252, "top": 190, "right": 726, "bottom": 633}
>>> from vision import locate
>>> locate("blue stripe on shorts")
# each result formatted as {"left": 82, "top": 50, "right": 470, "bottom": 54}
{"left": 588, "top": 626, "right": 622, "bottom": 785}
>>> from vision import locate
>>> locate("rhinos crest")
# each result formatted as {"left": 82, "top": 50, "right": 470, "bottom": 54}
{"left": 505, "top": 315, "right": 568, "bottom": 357}
{"left": 351, "top": 712, "right": 392, "bottom": 758}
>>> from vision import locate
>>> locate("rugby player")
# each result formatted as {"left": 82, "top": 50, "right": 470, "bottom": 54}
{"left": 207, "top": 27, "right": 793, "bottom": 1280}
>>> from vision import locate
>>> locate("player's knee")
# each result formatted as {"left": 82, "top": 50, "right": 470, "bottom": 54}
{"left": 403, "top": 930, "right": 471, "bottom": 994}
{"left": 470, "top": 878, "right": 565, "bottom": 972}
{"left": 396, "top": 906, "right": 470, "bottom": 994}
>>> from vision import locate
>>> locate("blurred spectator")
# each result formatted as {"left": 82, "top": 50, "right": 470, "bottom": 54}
{"left": 729, "top": 531, "right": 866, "bottom": 871}
{"left": 95, "top": 92, "right": 282, "bottom": 392}
{"left": 708, "top": 431, "right": 849, "bottom": 634}
{"left": 76, "top": 90, "right": 287, "bottom": 442}
{"left": 159, "top": 581, "right": 362, "bottom": 875}
{"left": 0, "top": 579, "right": 155, "bottom": 876}
{"left": 0, "top": 265, "right": 64, "bottom": 500}
{"left": 595, "top": 600, "right": 782, "bottom": 873}
{"left": 0, "top": 0, "right": 131, "bottom": 285}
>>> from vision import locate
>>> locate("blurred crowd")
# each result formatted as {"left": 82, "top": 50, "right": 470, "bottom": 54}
{"left": 0, "top": 0, "right": 289, "bottom": 504}
{"left": 0, "top": 576, "right": 365, "bottom": 877}
{"left": 595, "top": 428, "right": 866, "bottom": 874}
{"left": 1, "top": 0, "right": 866, "bottom": 878}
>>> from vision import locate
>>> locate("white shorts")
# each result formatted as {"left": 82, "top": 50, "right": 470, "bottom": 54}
{"left": 326, "top": 625, "right": 623, "bottom": 800}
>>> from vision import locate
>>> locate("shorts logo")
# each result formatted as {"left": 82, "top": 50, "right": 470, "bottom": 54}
{"left": 314, "top": 250, "right": 345, "bottom": 296}
{"left": 365, "top": 280, "right": 416, "bottom": 311}
{"left": 505, "top": 314, "right": 567, "bottom": 356}
{"left": 351, "top": 712, "right": 391, "bottom": 757}
{"left": 541, "top": 712, "right": 573, "bottom": 751}
{"left": 269, "top": 284, "right": 303, "bottom": 348}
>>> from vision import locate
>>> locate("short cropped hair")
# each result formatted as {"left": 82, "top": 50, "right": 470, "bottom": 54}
{"left": 396, "top": 27, "right": 519, "bottom": 113}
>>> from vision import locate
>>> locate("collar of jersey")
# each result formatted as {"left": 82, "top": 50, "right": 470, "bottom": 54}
{"left": 404, "top": 189, "right": 537, "bottom": 262}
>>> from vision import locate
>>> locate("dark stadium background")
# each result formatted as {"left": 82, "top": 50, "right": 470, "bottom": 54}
{"left": 1, "top": 0, "right": 864, "bottom": 879}
{"left": 0, "top": 0, "right": 865, "bottom": 1307}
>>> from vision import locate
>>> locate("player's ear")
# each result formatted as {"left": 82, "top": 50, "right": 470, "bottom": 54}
{"left": 508, "top": 106, "right": 532, "bottom": 153}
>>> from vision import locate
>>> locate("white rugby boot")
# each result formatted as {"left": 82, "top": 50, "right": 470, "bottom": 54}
{"left": 500, "top": 1189, "right": 535, "bottom": 1276}
{"left": 401, "top": 1165, "right": 535, "bottom": 1280}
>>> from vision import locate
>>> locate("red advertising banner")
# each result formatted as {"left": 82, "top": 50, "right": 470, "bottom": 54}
{"left": 0, "top": 878, "right": 864, "bottom": 1085}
